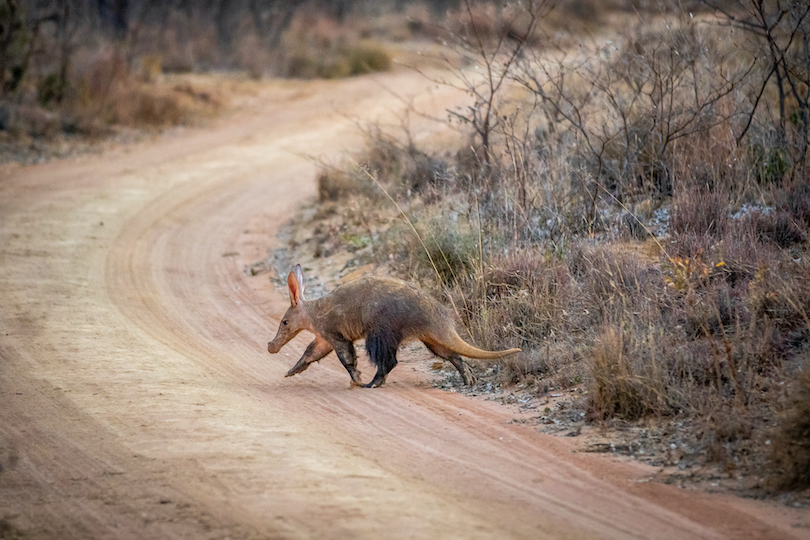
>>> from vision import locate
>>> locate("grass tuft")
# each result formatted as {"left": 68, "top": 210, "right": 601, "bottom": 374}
{"left": 769, "top": 363, "right": 810, "bottom": 490}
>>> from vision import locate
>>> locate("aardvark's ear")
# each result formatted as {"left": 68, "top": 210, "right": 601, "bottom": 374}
{"left": 287, "top": 264, "right": 305, "bottom": 306}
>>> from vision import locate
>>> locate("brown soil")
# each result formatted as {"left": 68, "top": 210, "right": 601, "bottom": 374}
{"left": 1, "top": 69, "right": 808, "bottom": 539}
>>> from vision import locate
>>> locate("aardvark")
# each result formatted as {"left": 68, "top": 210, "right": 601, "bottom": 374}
{"left": 267, "top": 265, "right": 521, "bottom": 388}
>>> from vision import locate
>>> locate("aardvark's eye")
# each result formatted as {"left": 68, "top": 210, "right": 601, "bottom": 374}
{"left": 282, "top": 320, "right": 288, "bottom": 325}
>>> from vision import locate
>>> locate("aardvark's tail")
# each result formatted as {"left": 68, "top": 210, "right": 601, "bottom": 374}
{"left": 445, "top": 332, "right": 521, "bottom": 360}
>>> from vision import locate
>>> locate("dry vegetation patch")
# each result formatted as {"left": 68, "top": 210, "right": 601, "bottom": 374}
{"left": 260, "top": 0, "right": 810, "bottom": 500}
{"left": 1, "top": 0, "right": 410, "bottom": 162}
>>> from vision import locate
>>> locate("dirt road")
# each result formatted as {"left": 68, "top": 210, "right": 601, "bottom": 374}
{"left": 1, "top": 70, "right": 807, "bottom": 539}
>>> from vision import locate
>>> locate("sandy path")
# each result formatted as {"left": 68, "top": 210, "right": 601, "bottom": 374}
{"left": 0, "top": 70, "right": 807, "bottom": 539}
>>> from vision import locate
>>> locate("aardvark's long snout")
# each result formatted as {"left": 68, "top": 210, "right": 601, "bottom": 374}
{"left": 267, "top": 340, "right": 282, "bottom": 354}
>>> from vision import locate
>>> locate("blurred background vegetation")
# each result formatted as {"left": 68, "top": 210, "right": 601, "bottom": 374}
{"left": 0, "top": 0, "right": 457, "bottom": 147}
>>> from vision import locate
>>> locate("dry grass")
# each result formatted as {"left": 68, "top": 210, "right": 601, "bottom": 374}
{"left": 70, "top": 53, "right": 225, "bottom": 132}
{"left": 295, "top": 4, "right": 810, "bottom": 491}
{"left": 2, "top": 45, "right": 226, "bottom": 148}
{"left": 280, "top": 13, "right": 392, "bottom": 79}
{"left": 1, "top": 3, "right": 410, "bottom": 150}
{"left": 769, "top": 364, "right": 810, "bottom": 490}
{"left": 590, "top": 326, "right": 669, "bottom": 420}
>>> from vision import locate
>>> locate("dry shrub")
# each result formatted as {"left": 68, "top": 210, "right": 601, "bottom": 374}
{"left": 316, "top": 120, "right": 810, "bottom": 485}
{"left": 382, "top": 213, "right": 478, "bottom": 288}
{"left": 93, "top": 80, "right": 220, "bottom": 129}
{"left": 438, "top": 249, "right": 586, "bottom": 390}
{"left": 1, "top": 47, "right": 220, "bottom": 140}
{"left": 670, "top": 186, "right": 729, "bottom": 238}
{"left": 668, "top": 187, "right": 733, "bottom": 259}
{"left": 711, "top": 228, "right": 773, "bottom": 288}
{"left": 317, "top": 165, "right": 383, "bottom": 204}
{"left": 700, "top": 402, "right": 757, "bottom": 470}
{"left": 568, "top": 235, "right": 806, "bottom": 429}
{"left": 444, "top": 1, "right": 545, "bottom": 48}
{"left": 746, "top": 210, "right": 806, "bottom": 249}
{"left": 344, "top": 6, "right": 422, "bottom": 42}
{"left": 589, "top": 326, "right": 672, "bottom": 420}
{"left": 445, "top": 3, "right": 504, "bottom": 43}
{"left": 317, "top": 130, "right": 447, "bottom": 206}
{"left": 46, "top": 48, "right": 221, "bottom": 133}
{"left": 318, "top": 169, "right": 360, "bottom": 202}
{"left": 6, "top": 105, "right": 61, "bottom": 139}
{"left": 422, "top": 222, "right": 478, "bottom": 287}
{"left": 280, "top": 13, "right": 391, "bottom": 79}
{"left": 467, "top": 252, "right": 575, "bottom": 347}
{"left": 359, "top": 131, "right": 447, "bottom": 194}
{"left": 775, "top": 180, "right": 810, "bottom": 229}
{"left": 769, "top": 363, "right": 810, "bottom": 490}
{"left": 73, "top": 48, "right": 128, "bottom": 102}
{"left": 114, "top": 86, "right": 188, "bottom": 127}
{"left": 400, "top": 3, "right": 437, "bottom": 39}
{"left": 497, "top": 347, "right": 551, "bottom": 387}
{"left": 671, "top": 110, "right": 750, "bottom": 195}
{"left": 575, "top": 245, "right": 689, "bottom": 420}
{"left": 347, "top": 42, "right": 392, "bottom": 74}
{"left": 745, "top": 265, "right": 810, "bottom": 338}
{"left": 569, "top": 242, "right": 662, "bottom": 323}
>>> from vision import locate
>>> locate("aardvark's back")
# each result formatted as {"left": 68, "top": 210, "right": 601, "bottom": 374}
{"left": 311, "top": 276, "right": 451, "bottom": 342}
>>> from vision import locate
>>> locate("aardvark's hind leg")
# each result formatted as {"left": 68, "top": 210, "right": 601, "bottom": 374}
{"left": 423, "top": 341, "right": 475, "bottom": 385}
{"left": 332, "top": 338, "right": 363, "bottom": 386}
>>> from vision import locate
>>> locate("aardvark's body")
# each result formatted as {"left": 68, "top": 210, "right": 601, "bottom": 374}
{"left": 267, "top": 265, "right": 521, "bottom": 388}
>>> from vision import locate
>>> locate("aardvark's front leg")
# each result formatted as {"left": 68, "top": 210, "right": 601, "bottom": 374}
{"left": 285, "top": 336, "right": 333, "bottom": 377}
